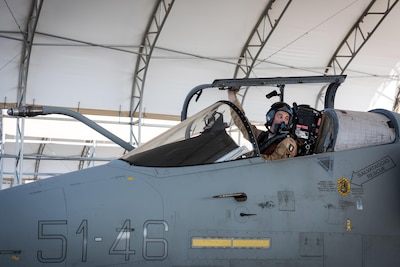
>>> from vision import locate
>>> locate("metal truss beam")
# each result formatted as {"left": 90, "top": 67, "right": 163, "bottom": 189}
{"left": 394, "top": 86, "right": 400, "bottom": 112}
{"left": 233, "top": 0, "right": 292, "bottom": 79}
{"left": 33, "top": 137, "right": 47, "bottom": 180}
{"left": 0, "top": 111, "right": 4, "bottom": 189}
{"left": 316, "top": 0, "right": 399, "bottom": 109}
{"left": 325, "top": 0, "right": 399, "bottom": 75}
{"left": 79, "top": 143, "right": 90, "bottom": 170}
{"left": 14, "top": 0, "right": 44, "bottom": 186}
{"left": 129, "top": 0, "right": 175, "bottom": 145}
{"left": 79, "top": 140, "right": 95, "bottom": 170}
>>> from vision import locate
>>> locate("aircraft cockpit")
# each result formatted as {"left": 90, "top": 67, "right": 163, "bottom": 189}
{"left": 120, "top": 100, "right": 398, "bottom": 168}
{"left": 121, "top": 75, "right": 399, "bottom": 167}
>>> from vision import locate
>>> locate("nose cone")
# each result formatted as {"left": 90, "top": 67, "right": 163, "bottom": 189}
{"left": 0, "top": 182, "right": 67, "bottom": 265}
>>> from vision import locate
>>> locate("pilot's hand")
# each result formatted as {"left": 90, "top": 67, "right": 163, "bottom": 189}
{"left": 228, "top": 87, "right": 240, "bottom": 94}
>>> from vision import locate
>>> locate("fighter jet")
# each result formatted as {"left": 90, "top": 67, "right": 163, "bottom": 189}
{"left": 1, "top": 75, "right": 399, "bottom": 267}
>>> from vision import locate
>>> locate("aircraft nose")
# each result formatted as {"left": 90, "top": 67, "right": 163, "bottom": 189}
{"left": 0, "top": 183, "right": 68, "bottom": 263}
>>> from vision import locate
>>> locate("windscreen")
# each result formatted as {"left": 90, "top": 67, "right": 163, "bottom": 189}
{"left": 120, "top": 101, "right": 258, "bottom": 167}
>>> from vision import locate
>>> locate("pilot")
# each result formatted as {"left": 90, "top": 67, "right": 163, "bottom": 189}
{"left": 227, "top": 89, "right": 298, "bottom": 160}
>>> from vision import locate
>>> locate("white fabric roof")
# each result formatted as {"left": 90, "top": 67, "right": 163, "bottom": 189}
{"left": 1, "top": 0, "right": 399, "bottom": 184}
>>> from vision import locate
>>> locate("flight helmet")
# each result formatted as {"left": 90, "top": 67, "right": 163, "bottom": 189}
{"left": 265, "top": 102, "right": 293, "bottom": 128}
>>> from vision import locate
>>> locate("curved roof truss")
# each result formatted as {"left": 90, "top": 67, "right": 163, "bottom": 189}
{"left": 316, "top": 0, "right": 399, "bottom": 108}
{"left": 130, "top": 0, "right": 175, "bottom": 145}
{"left": 233, "top": 0, "right": 292, "bottom": 80}
{"left": 13, "top": 0, "right": 44, "bottom": 186}
{"left": 326, "top": 0, "right": 399, "bottom": 76}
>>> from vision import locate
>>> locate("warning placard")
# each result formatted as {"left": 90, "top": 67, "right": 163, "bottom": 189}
{"left": 351, "top": 156, "right": 396, "bottom": 186}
